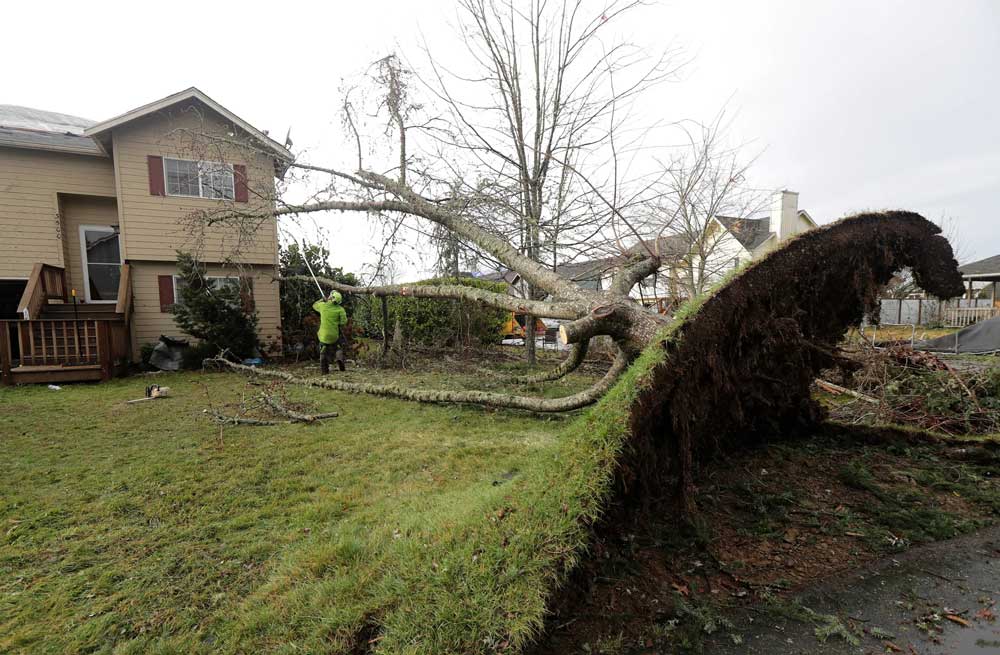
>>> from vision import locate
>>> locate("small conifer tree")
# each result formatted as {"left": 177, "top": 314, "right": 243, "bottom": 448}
{"left": 171, "top": 252, "right": 259, "bottom": 359}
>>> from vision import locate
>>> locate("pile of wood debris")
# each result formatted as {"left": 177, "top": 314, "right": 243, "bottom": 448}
{"left": 819, "top": 344, "right": 1000, "bottom": 435}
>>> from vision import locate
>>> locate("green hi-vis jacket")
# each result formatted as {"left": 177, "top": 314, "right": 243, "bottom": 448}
{"left": 312, "top": 300, "right": 348, "bottom": 344}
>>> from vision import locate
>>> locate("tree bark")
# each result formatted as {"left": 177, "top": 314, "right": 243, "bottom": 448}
{"left": 525, "top": 312, "right": 537, "bottom": 366}
{"left": 381, "top": 296, "right": 390, "bottom": 357}
{"left": 282, "top": 275, "right": 581, "bottom": 320}
{"left": 505, "top": 340, "right": 590, "bottom": 384}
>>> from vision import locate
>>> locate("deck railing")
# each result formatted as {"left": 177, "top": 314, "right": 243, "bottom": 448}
{"left": 944, "top": 306, "right": 1000, "bottom": 328}
{"left": 0, "top": 319, "right": 129, "bottom": 385}
{"left": 16, "top": 263, "right": 69, "bottom": 320}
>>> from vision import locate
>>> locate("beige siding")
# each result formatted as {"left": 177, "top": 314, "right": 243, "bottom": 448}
{"left": 60, "top": 195, "right": 119, "bottom": 296}
{"left": 128, "top": 261, "right": 282, "bottom": 360}
{"left": 112, "top": 105, "right": 278, "bottom": 266}
{"left": 0, "top": 147, "right": 116, "bottom": 278}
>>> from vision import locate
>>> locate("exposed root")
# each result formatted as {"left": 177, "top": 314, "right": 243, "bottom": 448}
{"left": 206, "top": 348, "right": 629, "bottom": 412}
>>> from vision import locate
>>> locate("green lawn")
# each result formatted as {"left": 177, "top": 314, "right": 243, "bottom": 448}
{"left": 0, "top": 353, "right": 638, "bottom": 654}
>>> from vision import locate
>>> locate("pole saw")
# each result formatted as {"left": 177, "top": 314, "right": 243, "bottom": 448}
{"left": 299, "top": 237, "right": 326, "bottom": 297}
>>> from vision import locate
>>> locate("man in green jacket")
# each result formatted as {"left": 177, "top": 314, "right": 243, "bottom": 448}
{"left": 312, "top": 291, "right": 349, "bottom": 373}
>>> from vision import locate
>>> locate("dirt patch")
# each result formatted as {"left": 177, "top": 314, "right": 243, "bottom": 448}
{"left": 531, "top": 427, "right": 1000, "bottom": 654}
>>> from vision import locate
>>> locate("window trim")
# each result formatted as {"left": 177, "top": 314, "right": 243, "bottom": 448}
{"left": 162, "top": 156, "right": 235, "bottom": 200}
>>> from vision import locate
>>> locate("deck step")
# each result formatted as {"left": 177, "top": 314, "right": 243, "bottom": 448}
{"left": 41, "top": 304, "right": 123, "bottom": 320}
{"left": 7, "top": 364, "right": 103, "bottom": 384}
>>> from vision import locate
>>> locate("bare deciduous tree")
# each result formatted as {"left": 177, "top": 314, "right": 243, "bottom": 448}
{"left": 192, "top": 1, "right": 755, "bottom": 411}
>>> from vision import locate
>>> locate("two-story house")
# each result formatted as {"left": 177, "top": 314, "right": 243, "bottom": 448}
{"left": 0, "top": 88, "right": 289, "bottom": 384}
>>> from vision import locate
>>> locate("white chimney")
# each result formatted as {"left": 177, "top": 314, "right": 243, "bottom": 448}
{"left": 771, "top": 190, "right": 800, "bottom": 242}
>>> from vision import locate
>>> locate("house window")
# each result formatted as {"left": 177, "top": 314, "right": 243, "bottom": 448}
{"left": 172, "top": 275, "right": 241, "bottom": 307}
{"left": 164, "top": 158, "right": 234, "bottom": 200}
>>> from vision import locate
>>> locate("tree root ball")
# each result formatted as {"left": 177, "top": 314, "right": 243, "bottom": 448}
{"left": 624, "top": 211, "right": 965, "bottom": 505}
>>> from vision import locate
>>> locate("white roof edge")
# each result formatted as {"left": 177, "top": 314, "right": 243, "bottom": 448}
{"left": 798, "top": 209, "right": 818, "bottom": 227}
{"left": 962, "top": 272, "right": 1000, "bottom": 279}
{"left": 84, "top": 87, "right": 292, "bottom": 162}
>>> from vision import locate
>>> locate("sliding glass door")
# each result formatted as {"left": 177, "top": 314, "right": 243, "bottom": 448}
{"left": 80, "top": 225, "right": 122, "bottom": 303}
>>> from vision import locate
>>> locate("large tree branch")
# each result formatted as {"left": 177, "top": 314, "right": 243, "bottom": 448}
{"left": 505, "top": 340, "right": 590, "bottom": 384}
{"left": 274, "top": 169, "right": 585, "bottom": 300}
{"left": 282, "top": 274, "right": 582, "bottom": 320}
{"left": 362, "top": 171, "right": 583, "bottom": 298}
{"left": 610, "top": 256, "right": 661, "bottom": 296}
{"left": 207, "top": 348, "right": 629, "bottom": 413}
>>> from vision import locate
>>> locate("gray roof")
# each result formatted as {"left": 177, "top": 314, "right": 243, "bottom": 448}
{"left": 478, "top": 270, "right": 521, "bottom": 285}
{"left": 625, "top": 234, "right": 690, "bottom": 259}
{"left": 716, "top": 215, "right": 775, "bottom": 251}
{"left": 959, "top": 254, "right": 1000, "bottom": 278}
{"left": 555, "top": 259, "right": 617, "bottom": 291}
{"left": 0, "top": 105, "right": 104, "bottom": 156}
{"left": 0, "top": 105, "right": 95, "bottom": 133}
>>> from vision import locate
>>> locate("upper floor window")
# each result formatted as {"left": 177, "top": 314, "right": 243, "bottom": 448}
{"left": 164, "top": 157, "right": 234, "bottom": 200}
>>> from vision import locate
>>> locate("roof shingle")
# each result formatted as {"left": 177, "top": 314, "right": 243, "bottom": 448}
{"left": 716, "top": 216, "right": 774, "bottom": 251}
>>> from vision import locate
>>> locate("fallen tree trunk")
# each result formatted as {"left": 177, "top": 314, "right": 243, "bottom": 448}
{"left": 244, "top": 212, "right": 962, "bottom": 418}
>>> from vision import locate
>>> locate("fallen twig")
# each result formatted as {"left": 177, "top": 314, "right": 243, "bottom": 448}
{"left": 260, "top": 394, "right": 338, "bottom": 422}
{"left": 204, "top": 409, "right": 280, "bottom": 426}
{"left": 815, "top": 379, "right": 879, "bottom": 404}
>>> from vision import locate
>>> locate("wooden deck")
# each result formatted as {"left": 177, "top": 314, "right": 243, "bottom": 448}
{"left": 0, "top": 319, "right": 124, "bottom": 385}
{"left": 1, "top": 263, "right": 132, "bottom": 386}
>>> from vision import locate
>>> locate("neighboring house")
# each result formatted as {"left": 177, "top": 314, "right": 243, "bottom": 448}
{"left": 0, "top": 88, "right": 290, "bottom": 384}
{"left": 612, "top": 189, "right": 816, "bottom": 308}
{"left": 958, "top": 254, "right": 1000, "bottom": 305}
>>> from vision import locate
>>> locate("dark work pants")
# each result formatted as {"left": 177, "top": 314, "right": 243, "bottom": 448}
{"left": 320, "top": 337, "right": 347, "bottom": 374}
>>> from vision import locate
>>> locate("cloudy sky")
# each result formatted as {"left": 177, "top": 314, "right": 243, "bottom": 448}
{"left": 4, "top": 0, "right": 998, "bottom": 276}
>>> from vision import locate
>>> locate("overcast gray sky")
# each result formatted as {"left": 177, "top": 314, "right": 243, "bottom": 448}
{"left": 4, "top": 1, "right": 998, "bottom": 276}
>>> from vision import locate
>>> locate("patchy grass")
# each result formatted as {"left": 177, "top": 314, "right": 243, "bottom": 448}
{"left": 0, "top": 346, "right": 657, "bottom": 654}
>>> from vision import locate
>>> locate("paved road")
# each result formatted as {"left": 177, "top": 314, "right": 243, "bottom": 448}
{"left": 705, "top": 526, "right": 1000, "bottom": 654}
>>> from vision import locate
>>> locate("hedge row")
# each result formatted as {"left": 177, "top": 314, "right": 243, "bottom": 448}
{"left": 353, "top": 277, "right": 509, "bottom": 348}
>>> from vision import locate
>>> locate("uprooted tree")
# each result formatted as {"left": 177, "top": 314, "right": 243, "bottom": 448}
{"left": 191, "top": 2, "right": 964, "bottom": 417}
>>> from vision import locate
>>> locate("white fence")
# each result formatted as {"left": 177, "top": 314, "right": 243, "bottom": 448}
{"left": 878, "top": 298, "right": 996, "bottom": 327}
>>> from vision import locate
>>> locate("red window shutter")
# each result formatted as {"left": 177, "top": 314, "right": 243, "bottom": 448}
{"left": 233, "top": 164, "right": 249, "bottom": 202}
{"left": 148, "top": 156, "right": 165, "bottom": 196}
{"left": 239, "top": 276, "right": 255, "bottom": 313}
{"left": 158, "top": 275, "right": 175, "bottom": 312}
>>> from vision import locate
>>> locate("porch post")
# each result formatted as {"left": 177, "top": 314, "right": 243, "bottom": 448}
{"left": 97, "top": 321, "right": 113, "bottom": 381}
{"left": 0, "top": 323, "right": 11, "bottom": 386}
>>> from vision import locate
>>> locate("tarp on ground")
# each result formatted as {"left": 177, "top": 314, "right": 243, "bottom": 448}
{"left": 914, "top": 315, "right": 1000, "bottom": 354}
